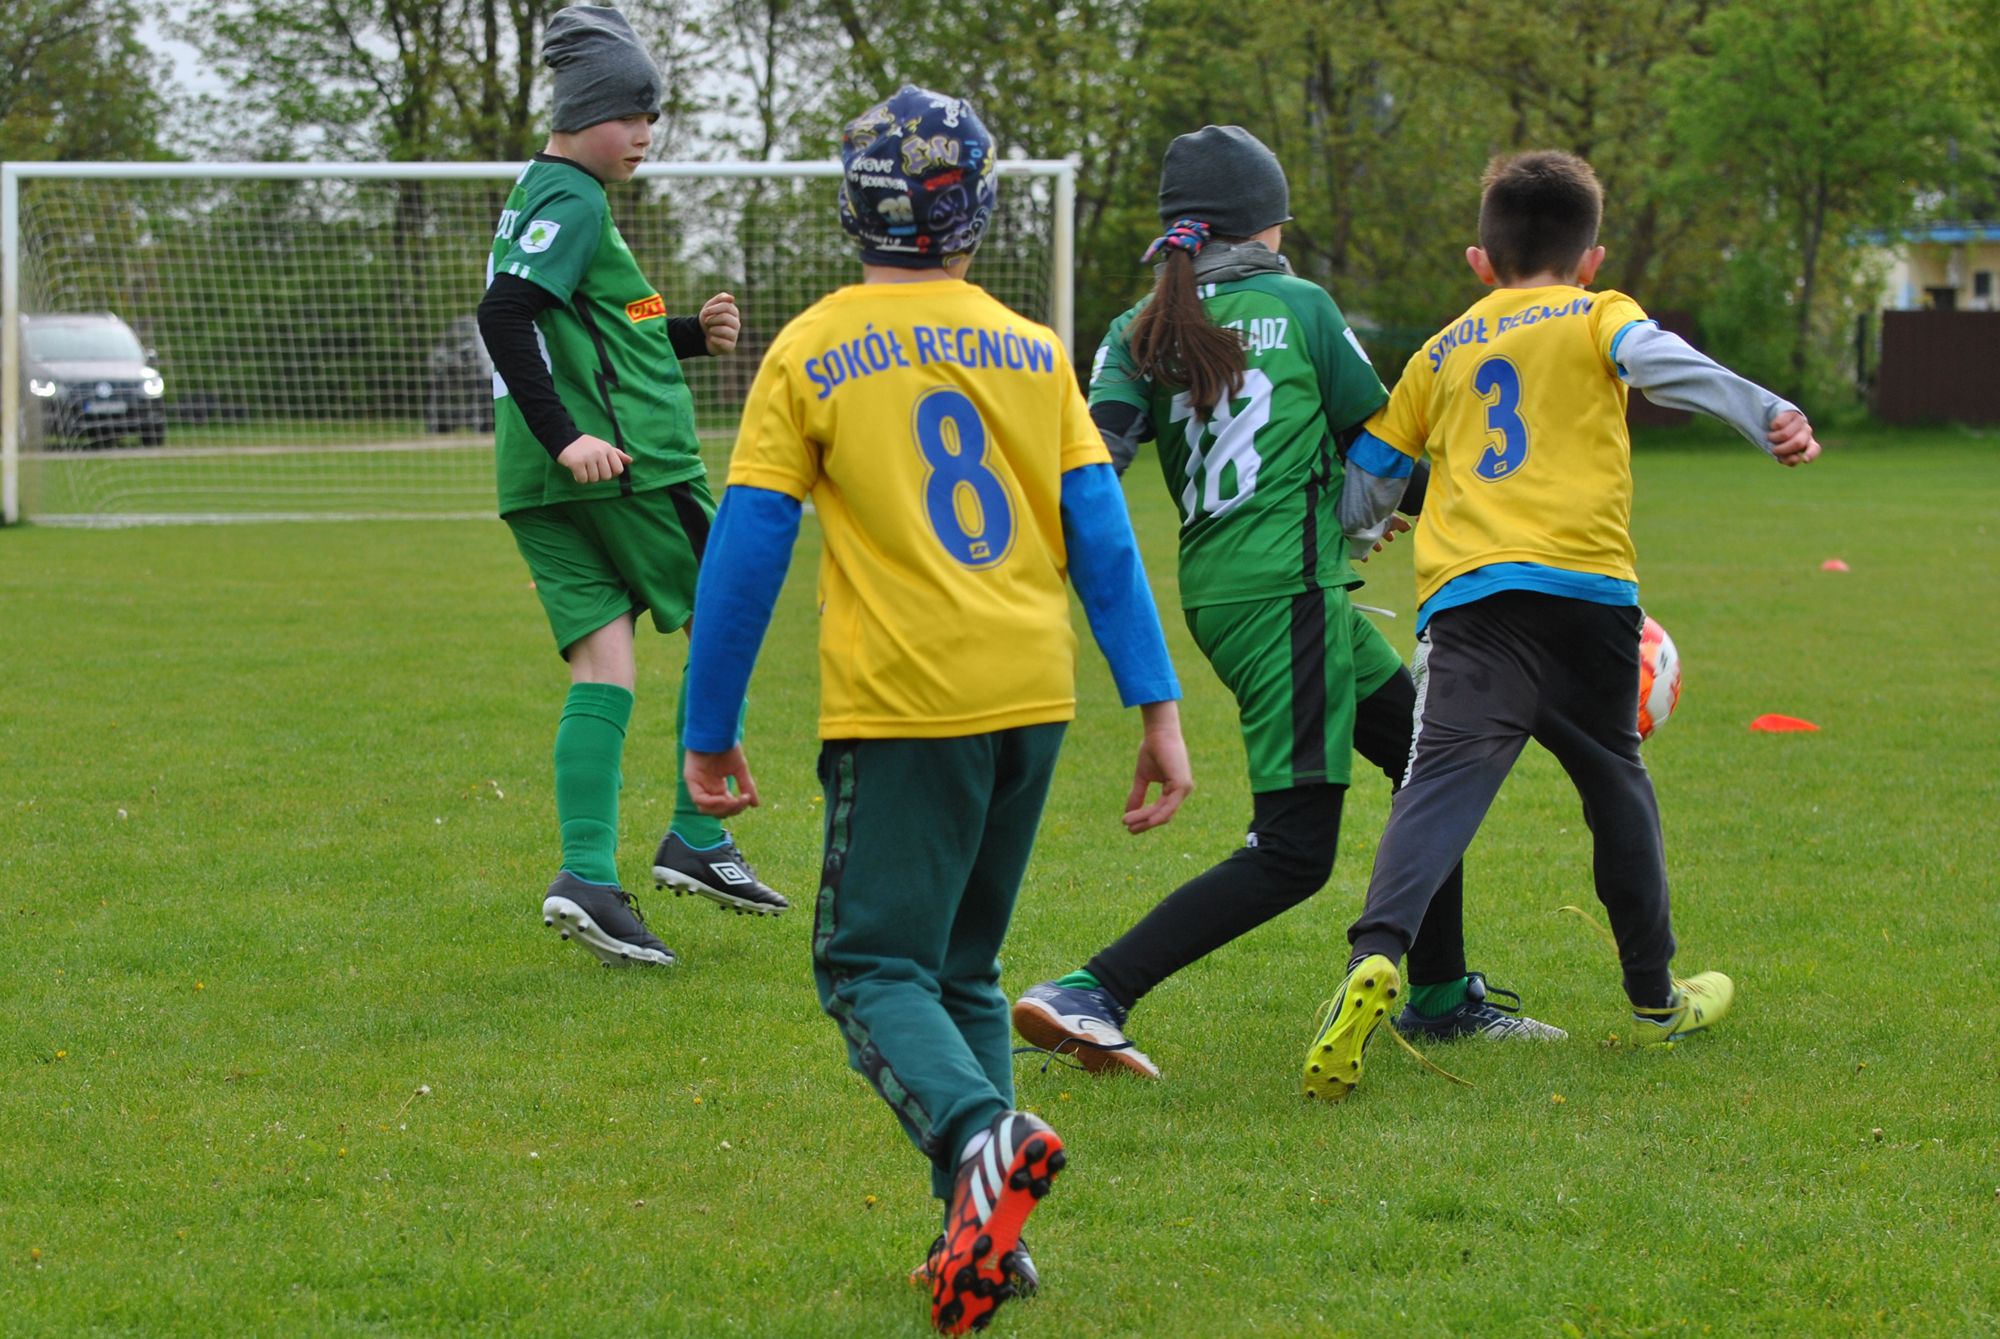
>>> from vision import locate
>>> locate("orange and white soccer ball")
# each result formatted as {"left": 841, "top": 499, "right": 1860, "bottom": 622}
{"left": 1638, "top": 615, "right": 1682, "bottom": 741}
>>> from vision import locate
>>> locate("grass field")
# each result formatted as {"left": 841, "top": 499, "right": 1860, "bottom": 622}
{"left": 3, "top": 423, "right": 1996, "bottom": 1336}
{"left": 20, "top": 429, "right": 744, "bottom": 524}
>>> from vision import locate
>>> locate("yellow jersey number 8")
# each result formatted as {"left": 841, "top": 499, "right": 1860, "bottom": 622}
{"left": 912, "top": 387, "right": 1016, "bottom": 570}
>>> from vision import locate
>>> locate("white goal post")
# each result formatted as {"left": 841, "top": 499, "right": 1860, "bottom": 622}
{"left": 1, "top": 158, "right": 1076, "bottom": 526}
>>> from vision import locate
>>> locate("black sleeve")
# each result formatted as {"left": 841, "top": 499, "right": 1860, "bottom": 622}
{"left": 1398, "top": 458, "right": 1430, "bottom": 516}
{"left": 1089, "top": 398, "right": 1149, "bottom": 477}
{"left": 669, "top": 315, "right": 707, "bottom": 361}
{"left": 477, "top": 274, "right": 581, "bottom": 461}
{"left": 1332, "top": 420, "right": 1366, "bottom": 458}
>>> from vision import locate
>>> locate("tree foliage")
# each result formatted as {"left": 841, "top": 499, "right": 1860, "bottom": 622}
{"left": 21, "top": 0, "right": 1998, "bottom": 406}
{"left": 0, "top": 0, "right": 167, "bottom": 160}
{"left": 1666, "top": 0, "right": 1979, "bottom": 397}
{"left": 172, "top": 0, "right": 720, "bottom": 161}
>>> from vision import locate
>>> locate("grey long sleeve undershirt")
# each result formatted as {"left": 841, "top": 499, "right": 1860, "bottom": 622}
{"left": 1615, "top": 322, "right": 1798, "bottom": 452}
{"left": 1340, "top": 464, "right": 1408, "bottom": 556}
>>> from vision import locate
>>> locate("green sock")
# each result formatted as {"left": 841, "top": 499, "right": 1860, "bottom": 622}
{"left": 1054, "top": 969, "right": 1101, "bottom": 991}
{"left": 1407, "top": 976, "right": 1471, "bottom": 1017}
{"left": 554, "top": 682, "right": 633, "bottom": 885}
{"left": 668, "top": 668, "right": 739, "bottom": 849}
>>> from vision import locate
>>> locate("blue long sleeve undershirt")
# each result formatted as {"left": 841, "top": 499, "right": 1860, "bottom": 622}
{"left": 682, "top": 468, "right": 1178, "bottom": 752}
{"left": 682, "top": 485, "right": 800, "bottom": 753}
{"left": 1062, "top": 462, "right": 1179, "bottom": 707}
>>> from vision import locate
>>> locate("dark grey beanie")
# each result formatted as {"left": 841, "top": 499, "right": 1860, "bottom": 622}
{"left": 545, "top": 6, "right": 662, "bottom": 133}
{"left": 1157, "top": 125, "right": 1292, "bottom": 236}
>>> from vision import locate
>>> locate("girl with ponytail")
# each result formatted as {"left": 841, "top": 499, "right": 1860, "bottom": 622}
{"left": 1012, "top": 126, "right": 1564, "bottom": 1082}
{"left": 1125, "top": 217, "right": 1246, "bottom": 419}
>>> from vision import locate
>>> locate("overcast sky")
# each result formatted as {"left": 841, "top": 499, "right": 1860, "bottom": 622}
{"left": 142, "top": 6, "right": 223, "bottom": 100}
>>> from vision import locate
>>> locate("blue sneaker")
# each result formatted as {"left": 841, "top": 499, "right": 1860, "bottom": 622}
{"left": 1011, "top": 981, "right": 1160, "bottom": 1079}
{"left": 1393, "top": 973, "right": 1567, "bottom": 1042}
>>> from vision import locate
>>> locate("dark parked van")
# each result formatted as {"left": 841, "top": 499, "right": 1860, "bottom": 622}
{"left": 22, "top": 313, "right": 166, "bottom": 448}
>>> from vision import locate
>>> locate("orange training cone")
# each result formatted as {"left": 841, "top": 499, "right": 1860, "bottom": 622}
{"left": 1750, "top": 714, "right": 1819, "bottom": 732}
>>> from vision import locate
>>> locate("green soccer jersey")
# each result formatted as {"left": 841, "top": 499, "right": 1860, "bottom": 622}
{"left": 487, "top": 156, "right": 706, "bottom": 515}
{"left": 1089, "top": 271, "right": 1388, "bottom": 608}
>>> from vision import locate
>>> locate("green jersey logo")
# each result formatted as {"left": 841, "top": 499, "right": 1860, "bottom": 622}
{"left": 519, "top": 219, "right": 562, "bottom": 253}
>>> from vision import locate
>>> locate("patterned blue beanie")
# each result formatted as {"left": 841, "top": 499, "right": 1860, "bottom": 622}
{"left": 839, "top": 86, "right": 998, "bottom": 268}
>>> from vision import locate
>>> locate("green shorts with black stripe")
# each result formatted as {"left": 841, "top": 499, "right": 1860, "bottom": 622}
{"left": 505, "top": 480, "right": 714, "bottom": 657}
{"left": 1186, "top": 586, "right": 1404, "bottom": 793}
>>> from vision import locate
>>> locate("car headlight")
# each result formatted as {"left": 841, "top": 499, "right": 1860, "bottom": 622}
{"left": 141, "top": 372, "right": 165, "bottom": 397}
{"left": 28, "top": 378, "right": 57, "bottom": 398}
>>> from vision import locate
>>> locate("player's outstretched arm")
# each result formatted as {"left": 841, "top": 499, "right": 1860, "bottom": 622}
{"left": 684, "top": 745, "right": 758, "bottom": 817}
{"left": 1615, "top": 323, "right": 1816, "bottom": 463}
{"left": 1124, "top": 700, "right": 1193, "bottom": 834}
{"left": 1058, "top": 462, "right": 1192, "bottom": 832}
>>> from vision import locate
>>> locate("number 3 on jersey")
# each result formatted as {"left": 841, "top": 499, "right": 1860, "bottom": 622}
{"left": 913, "top": 387, "right": 1015, "bottom": 569}
{"left": 1473, "top": 356, "right": 1529, "bottom": 481}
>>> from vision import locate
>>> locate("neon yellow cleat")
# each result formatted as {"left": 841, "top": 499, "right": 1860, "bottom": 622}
{"left": 1302, "top": 954, "right": 1401, "bottom": 1102}
{"left": 1631, "top": 971, "right": 1734, "bottom": 1044}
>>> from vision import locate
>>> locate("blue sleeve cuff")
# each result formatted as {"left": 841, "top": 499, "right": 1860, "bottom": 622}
{"left": 683, "top": 486, "right": 802, "bottom": 752}
{"left": 1061, "top": 463, "right": 1179, "bottom": 706}
{"left": 1608, "top": 318, "right": 1656, "bottom": 379}
{"left": 1347, "top": 429, "right": 1414, "bottom": 480}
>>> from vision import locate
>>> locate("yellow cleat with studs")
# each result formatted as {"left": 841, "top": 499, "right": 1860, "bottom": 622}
{"left": 1303, "top": 954, "right": 1402, "bottom": 1102}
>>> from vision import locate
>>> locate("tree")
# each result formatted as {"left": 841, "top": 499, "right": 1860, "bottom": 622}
{"left": 173, "top": 0, "right": 706, "bottom": 161}
{"left": 0, "top": 0, "right": 167, "bottom": 160}
{"left": 1363, "top": 0, "right": 1724, "bottom": 316}
{"left": 1667, "top": 0, "right": 1979, "bottom": 395}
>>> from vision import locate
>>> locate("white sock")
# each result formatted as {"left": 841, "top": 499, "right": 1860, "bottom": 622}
{"left": 957, "top": 1128, "right": 992, "bottom": 1167}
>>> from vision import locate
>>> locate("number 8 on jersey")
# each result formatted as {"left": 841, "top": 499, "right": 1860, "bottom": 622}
{"left": 914, "top": 387, "right": 1016, "bottom": 569}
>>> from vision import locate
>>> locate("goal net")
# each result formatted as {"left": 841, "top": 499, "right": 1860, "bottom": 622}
{"left": 1, "top": 160, "right": 1074, "bottom": 526}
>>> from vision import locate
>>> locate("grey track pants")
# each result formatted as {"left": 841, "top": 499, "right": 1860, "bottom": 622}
{"left": 1346, "top": 591, "right": 1677, "bottom": 1007}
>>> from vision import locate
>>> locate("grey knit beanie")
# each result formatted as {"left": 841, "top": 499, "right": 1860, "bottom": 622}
{"left": 1157, "top": 125, "right": 1292, "bottom": 236}
{"left": 545, "top": 6, "right": 661, "bottom": 133}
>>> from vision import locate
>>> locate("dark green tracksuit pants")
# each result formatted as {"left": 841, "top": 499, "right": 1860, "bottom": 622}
{"left": 812, "top": 723, "right": 1065, "bottom": 1202}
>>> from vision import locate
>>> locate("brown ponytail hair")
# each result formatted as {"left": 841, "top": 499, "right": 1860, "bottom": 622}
{"left": 1127, "top": 246, "right": 1246, "bottom": 420}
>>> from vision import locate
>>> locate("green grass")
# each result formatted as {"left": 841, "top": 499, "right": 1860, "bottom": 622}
{"left": 2, "top": 423, "right": 1996, "bottom": 1336}
{"left": 21, "top": 432, "right": 740, "bottom": 523}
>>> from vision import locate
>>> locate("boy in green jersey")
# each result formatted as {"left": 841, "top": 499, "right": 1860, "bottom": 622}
{"left": 1015, "top": 127, "right": 1562, "bottom": 1078}
{"left": 476, "top": 5, "right": 784, "bottom": 969}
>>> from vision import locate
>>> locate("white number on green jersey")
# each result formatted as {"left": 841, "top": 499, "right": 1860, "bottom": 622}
{"left": 1169, "top": 368, "right": 1273, "bottom": 522}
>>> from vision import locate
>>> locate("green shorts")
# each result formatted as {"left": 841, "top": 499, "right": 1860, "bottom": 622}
{"left": 505, "top": 480, "right": 714, "bottom": 657}
{"left": 1186, "top": 586, "right": 1403, "bottom": 793}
